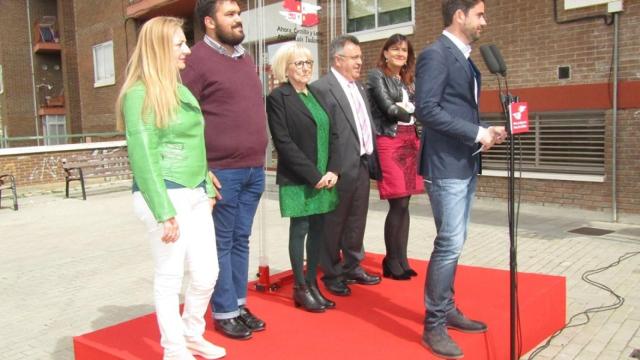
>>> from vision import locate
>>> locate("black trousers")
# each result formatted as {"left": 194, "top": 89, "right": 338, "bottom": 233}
{"left": 321, "top": 158, "right": 370, "bottom": 283}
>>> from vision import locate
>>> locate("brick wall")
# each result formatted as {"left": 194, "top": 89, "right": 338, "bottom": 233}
{"left": 0, "top": 145, "right": 128, "bottom": 186}
{"left": 73, "top": 0, "right": 130, "bottom": 133}
{"left": 313, "top": 0, "right": 639, "bottom": 213}
{"left": 0, "top": 1, "right": 36, "bottom": 139}
{"left": 59, "top": 0, "right": 83, "bottom": 138}
{"left": 3, "top": 0, "right": 638, "bottom": 214}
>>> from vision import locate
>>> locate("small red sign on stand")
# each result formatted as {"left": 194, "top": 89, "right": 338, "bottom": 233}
{"left": 509, "top": 102, "right": 529, "bottom": 134}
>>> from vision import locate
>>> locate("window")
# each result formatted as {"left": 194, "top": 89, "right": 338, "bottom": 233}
{"left": 346, "top": 0, "right": 412, "bottom": 33}
{"left": 92, "top": 41, "right": 115, "bottom": 87}
{"left": 482, "top": 112, "right": 605, "bottom": 176}
{"left": 43, "top": 115, "right": 67, "bottom": 145}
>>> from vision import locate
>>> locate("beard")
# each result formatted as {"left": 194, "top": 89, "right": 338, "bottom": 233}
{"left": 215, "top": 23, "right": 245, "bottom": 46}
{"left": 463, "top": 24, "right": 481, "bottom": 43}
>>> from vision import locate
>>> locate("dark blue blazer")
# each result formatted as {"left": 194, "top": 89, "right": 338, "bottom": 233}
{"left": 415, "top": 34, "right": 486, "bottom": 180}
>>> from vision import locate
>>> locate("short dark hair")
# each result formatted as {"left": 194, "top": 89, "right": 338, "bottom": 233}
{"left": 195, "top": 0, "right": 239, "bottom": 32}
{"left": 329, "top": 34, "right": 360, "bottom": 65}
{"left": 441, "top": 0, "right": 484, "bottom": 27}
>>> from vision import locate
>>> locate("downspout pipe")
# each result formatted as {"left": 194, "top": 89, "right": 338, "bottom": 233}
{"left": 611, "top": 12, "right": 619, "bottom": 222}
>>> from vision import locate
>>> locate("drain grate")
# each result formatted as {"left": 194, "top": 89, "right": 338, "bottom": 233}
{"left": 568, "top": 227, "right": 615, "bottom": 236}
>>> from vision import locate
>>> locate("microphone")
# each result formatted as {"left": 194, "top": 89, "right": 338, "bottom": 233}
{"left": 480, "top": 45, "right": 501, "bottom": 75}
{"left": 489, "top": 44, "right": 507, "bottom": 76}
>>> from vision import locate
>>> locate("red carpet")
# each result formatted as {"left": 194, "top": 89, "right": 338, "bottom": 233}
{"left": 74, "top": 253, "right": 565, "bottom": 359}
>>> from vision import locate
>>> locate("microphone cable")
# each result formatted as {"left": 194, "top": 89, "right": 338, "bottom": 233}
{"left": 526, "top": 250, "right": 640, "bottom": 359}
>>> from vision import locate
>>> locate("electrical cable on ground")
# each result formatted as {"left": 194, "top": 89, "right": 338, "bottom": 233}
{"left": 526, "top": 250, "right": 640, "bottom": 359}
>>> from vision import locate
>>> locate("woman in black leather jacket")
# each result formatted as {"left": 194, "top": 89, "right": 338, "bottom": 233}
{"left": 367, "top": 34, "right": 424, "bottom": 280}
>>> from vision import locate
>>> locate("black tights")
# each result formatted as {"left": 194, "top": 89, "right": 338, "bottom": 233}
{"left": 384, "top": 196, "right": 411, "bottom": 274}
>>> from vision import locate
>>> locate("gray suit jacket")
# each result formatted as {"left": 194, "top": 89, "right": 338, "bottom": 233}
{"left": 415, "top": 34, "right": 486, "bottom": 180}
{"left": 310, "top": 71, "right": 380, "bottom": 189}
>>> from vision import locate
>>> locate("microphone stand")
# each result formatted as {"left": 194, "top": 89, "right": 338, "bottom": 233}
{"left": 496, "top": 75, "right": 519, "bottom": 360}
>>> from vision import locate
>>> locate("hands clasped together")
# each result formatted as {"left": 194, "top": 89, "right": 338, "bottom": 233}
{"left": 315, "top": 172, "right": 339, "bottom": 190}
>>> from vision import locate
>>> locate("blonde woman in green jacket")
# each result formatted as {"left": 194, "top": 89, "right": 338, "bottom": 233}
{"left": 116, "top": 17, "right": 224, "bottom": 360}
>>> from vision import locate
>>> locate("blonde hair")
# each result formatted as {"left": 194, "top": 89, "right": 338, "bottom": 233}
{"left": 270, "top": 42, "right": 313, "bottom": 83}
{"left": 116, "top": 17, "right": 185, "bottom": 130}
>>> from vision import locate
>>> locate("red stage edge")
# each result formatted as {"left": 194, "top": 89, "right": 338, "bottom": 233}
{"left": 73, "top": 254, "right": 566, "bottom": 360}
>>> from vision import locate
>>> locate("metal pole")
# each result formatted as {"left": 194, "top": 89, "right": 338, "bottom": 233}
{"left": 611, "top": 12, "right": 619, "bottom": 222}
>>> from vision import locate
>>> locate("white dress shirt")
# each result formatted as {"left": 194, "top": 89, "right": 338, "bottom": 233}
{"left": 330, "top": 67, "right": 374, "bottom": 155}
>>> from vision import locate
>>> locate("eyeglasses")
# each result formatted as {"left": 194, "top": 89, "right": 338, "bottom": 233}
{"left": 337, "top": 54, "right": 363, "bottom": 62}
{"left": 290, "top": 60, "right": 314, "bottom": 69}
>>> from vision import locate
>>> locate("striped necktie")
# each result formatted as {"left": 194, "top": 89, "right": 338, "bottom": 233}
{"left": 347, "top": 82, "right": 373, "bottom": 155}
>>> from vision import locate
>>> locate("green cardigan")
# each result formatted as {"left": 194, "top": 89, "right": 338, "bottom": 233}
{"left": 123, "top": 83, "right": 214, "bottom": 222}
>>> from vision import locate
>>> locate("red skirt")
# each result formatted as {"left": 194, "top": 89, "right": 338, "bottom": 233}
{"left": 375, "top": 125, "right": 425, "bottom": 199}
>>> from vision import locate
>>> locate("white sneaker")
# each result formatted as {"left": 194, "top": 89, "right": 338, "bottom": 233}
{"left": 185, "top": 336, "right": 226, "bottom": 359}
{"left": 163, "top": 350, "right": 197, "bottom": 360}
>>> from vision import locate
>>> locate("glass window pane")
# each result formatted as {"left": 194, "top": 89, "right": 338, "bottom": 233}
{"left": 347, "top": 0, "right": 375, "bottom": 32}
{"left": 93, "top": 41, "right": 114, "bottom": 84}
{"left": 378, "top": 0, "right": 411, "bottom": 27}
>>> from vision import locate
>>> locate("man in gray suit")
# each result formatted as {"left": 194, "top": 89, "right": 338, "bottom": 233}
{"left": 310, "top": 35, "right": 381, "bottom": 297}
{"left": 415, "top": 0, "right": 506, "bottom": 358}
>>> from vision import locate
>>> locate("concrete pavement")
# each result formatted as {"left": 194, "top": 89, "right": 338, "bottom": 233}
{"left": 0, "top": 177, "right": 638, "bottom": 359}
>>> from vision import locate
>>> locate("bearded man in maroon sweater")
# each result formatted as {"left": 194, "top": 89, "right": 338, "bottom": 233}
{"left": 181, "top": 0, "right": 268, "bottom": 341}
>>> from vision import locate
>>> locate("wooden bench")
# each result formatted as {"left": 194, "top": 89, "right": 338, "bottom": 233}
{"left": 62, "top": 149, "right": 131, "bottom": 200}
{"left": 0, "top": 174, "right": 18, "bottom": 210}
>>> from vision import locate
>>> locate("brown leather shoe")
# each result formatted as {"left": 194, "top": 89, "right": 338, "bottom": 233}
{"left": 446, "top": 308, "right": 487, "bottom": 333}
{"left": 422, "top": 326, "right": 463, "bottom": 359}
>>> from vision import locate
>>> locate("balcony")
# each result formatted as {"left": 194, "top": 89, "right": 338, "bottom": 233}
{"left": 33, "top": 16, "right": 61, "bottom": 54}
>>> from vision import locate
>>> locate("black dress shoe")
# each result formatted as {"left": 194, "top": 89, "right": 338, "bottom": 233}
{"left": 238, "top": 306, "right": 265, "bottom": 331}
{"left": 324, "top": 280, "right": 351, "bottom": 296}
{"left": 383, "top": 258, "right": 411, "bottom": 280}
{"left": 345, "top": 271, "right": 381, "bottom": 285}
{"left": 422, "top": 326, "right": 463, "bottom": 359}
{"left": 293, "top": 284, "right": 326, "bottom": 312}
{"left": 446, "top": 308, "right": 487, "bottom": 333}
{"left": 214, "top": 317, "right": 252, "bottom": 340}
{"left": 307, "top": 280, "right": 335, "bottom": 309}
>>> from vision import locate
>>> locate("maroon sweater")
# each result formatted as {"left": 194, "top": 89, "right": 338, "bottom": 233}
{"left": 181, "top": 41, "right": 267, "bottom": 169}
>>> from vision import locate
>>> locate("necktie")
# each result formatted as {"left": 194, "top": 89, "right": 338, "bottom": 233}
{"left": 347, "top": 82, "right": 372, "bottom": 155}
{"left": 468, "top": 58, "right": 478, "bottom": 104}
{"left": 468, "top": 58, "right": 477, "bottom": 79}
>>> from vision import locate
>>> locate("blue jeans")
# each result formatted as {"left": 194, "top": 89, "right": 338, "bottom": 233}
{"left": 423, "top": 176, "right": 477, "bottom": 330}
{"left": 209, "top": 167, "right": 264, "bottom": 319}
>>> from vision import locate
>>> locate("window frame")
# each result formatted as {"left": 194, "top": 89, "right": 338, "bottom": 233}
{"left": 92, "top": 40, "right": 115, "bottom": 88}
{"left": 42, "top": 114, "right": 68, "bottom": 146}
{"left": 342, "top": 0, "right": 415, "bottom": 42}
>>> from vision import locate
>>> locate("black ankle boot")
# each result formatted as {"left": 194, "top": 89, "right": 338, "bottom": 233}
{"left": 307, "top": 280, "right": 335, "bottom": 309}
{"left": 293, "top": 284, "right": 326, "bottom": 313}
{"left": 382, "top": 257, "right": 411, "bottom": 280}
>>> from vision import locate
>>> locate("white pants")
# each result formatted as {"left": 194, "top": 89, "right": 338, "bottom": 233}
{"left": 133, "top": 187, "right": 218, "bottom": 357}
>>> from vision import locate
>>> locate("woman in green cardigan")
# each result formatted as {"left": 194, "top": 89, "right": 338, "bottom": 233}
{"left": 115, "top": 17, "right": 224, "bottom": 360}
{"left": 267, "top": 43, "right": 341, "bottom": 313}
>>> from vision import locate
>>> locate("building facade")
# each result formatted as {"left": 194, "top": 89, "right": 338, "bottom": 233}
{"left": 0, "top": 0, "right": 638, "bottom": 215}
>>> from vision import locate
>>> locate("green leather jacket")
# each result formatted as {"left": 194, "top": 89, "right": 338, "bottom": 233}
{"left": 123, "top": 83, "right": 215, "bottom": 222}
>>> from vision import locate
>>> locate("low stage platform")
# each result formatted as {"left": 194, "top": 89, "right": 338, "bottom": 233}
{"left": 74, "top": 253, "right": 565, "bottom": 359}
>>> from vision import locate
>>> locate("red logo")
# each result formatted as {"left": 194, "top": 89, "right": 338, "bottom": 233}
{"left": 509, "top": 102, "right": 529, "bottom": 134}
{"left": 280, "top": 0, "right": 321, "bottom": 27}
